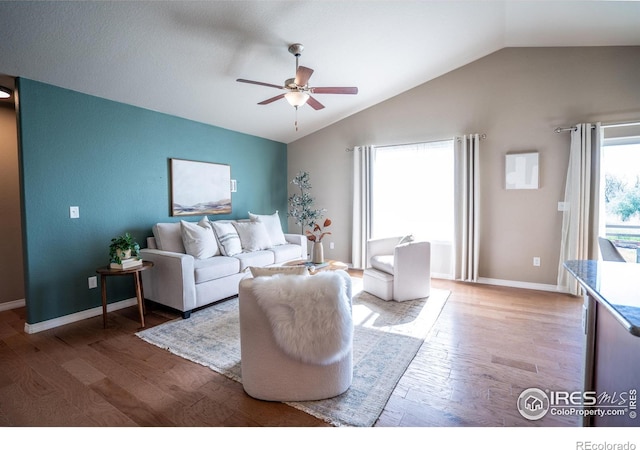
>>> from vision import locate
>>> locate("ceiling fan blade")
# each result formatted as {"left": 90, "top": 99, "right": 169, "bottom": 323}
{"left": 311, "top": 87, "right": 358, "bottom": 95}
{"left": 306, "top": 96, "right": 325, "bottom": 110}
{"left": 258, "top": 93, "right": 286, "bottom": 105}
{"left": 236, "top": 79, "right": 283, "bottom": 90}
{"left": 295, "top": 66, "right": 314, "bottom": 86}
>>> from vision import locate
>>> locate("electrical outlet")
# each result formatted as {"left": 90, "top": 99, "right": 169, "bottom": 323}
{"left": 533, "top": 257, "right": 541, "bottom": 267}
{"left": 88, "top": 276, "right": 97, "bottom": 289}
{"left": 70, "top": 206, "right": 80, "bottom": 219}
{"left": 330, "top": 242, "right": 335, "bottom": 250}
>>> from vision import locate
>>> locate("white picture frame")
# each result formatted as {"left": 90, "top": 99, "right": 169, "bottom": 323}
{"left": 505, "top": 152, "right": 539, "bottom": 190}
{"left": 170, "top": 158, "right": 231, "bottom": 216}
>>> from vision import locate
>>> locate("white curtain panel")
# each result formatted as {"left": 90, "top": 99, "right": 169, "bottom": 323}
{"left": 454, "top": 134, "right": 480, "bottom": 282}
{"left": 557, "top": 123, "right": 601, "bottom": 295}
{"left": 351, "top": 145, "right": 374, "bottom": 269}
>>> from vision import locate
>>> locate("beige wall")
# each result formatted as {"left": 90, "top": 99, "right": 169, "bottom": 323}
{"left": 287, "top": 47, "right": 640, "bottom": 287}
{"left": 0, "top": 99, "right": 24, "bottom": 304}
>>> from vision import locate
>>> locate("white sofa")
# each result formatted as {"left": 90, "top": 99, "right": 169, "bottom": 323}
{"left": 140, "top": 212, "right": 306, "bottom": 318}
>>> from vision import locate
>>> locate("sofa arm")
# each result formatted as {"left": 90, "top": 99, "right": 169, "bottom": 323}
{"left": 284, "top": 233, "right": 308, "bottom": 259}
{"left": 139, "top": 248, "right": 197, "bottom": 313}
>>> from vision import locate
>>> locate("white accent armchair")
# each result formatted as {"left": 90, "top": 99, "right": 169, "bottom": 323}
{"left": 363, "top": 236, "right": 431, "bottom": 302}
{"left": 238, "top": 270, "right": 353, "bottom": 401}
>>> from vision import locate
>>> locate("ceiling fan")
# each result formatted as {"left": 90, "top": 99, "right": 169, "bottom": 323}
{"left": 236, "top": 43, "right": 358, "bottom": 118}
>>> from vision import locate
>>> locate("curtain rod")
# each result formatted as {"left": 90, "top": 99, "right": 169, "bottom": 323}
{"left": 554, "top": 120, "right": 640, "bottom": 133}
{"left": 345, "top": 133, "right": 486, "bottom": 151}
{"left": 554, "top": 126, "right": 579, "bottom": 133}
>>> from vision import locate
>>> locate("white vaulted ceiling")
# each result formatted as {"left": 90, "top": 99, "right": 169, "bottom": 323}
{"left": 0, "top": 1, "right": 638, "bottom": 143}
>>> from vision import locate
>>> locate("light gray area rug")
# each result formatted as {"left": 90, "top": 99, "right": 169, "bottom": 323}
{"left": 136, "top": 280, "right": 450, "bottom": 427}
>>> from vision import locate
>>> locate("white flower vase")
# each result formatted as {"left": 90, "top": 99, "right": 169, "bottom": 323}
{"left": 311, "top": 242, "right": 324, "bottom": 264}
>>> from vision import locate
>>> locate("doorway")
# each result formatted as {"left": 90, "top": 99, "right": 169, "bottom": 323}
{"left": 0, "top": 75, "right": 25, "bottom": 308}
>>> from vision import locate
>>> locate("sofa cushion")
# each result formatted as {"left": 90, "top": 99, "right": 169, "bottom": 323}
{"left": 233, "top": 221, "right": 273, "bottom": 252}
{"left": 193, "top": 256, "right": 240, "bottom": 284}
{"left": 153, "top": 222, "right": 185, "bottom": 253}
{"left": 211, "top": 221, "right": 243, "bottom": 256}
{"left": 270, "top": 244, "right": 305, "bottom": 263}
{"left": 180, "top": 219, "right": 220, "bottom": 259}
{"left": 249, "top": 210, "right": 287, "bottom": 246}
{"left": 370, "top": 255, "right": 394, "bottom": 275}
{"left": 234, "top": 250, "right": 275, "bottom": 271}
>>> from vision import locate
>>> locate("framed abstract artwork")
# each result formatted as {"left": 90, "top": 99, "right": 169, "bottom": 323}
{"left": 170, "top": 158, "right": 232, "bottom": 216}
{"left": 505, "top": 152, "right": 539, "bottom": 190}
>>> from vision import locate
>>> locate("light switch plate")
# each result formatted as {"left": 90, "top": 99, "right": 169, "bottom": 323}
{"left": 70, "top": 206, "right": 80, "bottom": 219}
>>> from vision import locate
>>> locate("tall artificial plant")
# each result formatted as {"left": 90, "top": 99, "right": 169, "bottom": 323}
{"left": 288, "top": 171, "right": 325, "bottom": 235}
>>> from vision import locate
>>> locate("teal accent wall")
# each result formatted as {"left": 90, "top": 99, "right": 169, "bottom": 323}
{"left": 17, "top": 78, "right": 287, "bottom": 325}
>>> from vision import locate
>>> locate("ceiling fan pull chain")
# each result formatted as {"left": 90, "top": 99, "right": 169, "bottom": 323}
{"left": 294, "top": 106, "right": 299, "bottom": 131}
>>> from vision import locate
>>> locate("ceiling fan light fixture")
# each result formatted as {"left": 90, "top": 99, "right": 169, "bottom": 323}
{"left": 237, "top": 43, "right": 357, "bottom": 115}
{"left": 285, "top": 91, "right": 309, "bottom": 107}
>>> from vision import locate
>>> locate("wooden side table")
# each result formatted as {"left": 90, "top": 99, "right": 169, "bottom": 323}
{"left": 96, "top": 261, "right": 154, "bottom": 328}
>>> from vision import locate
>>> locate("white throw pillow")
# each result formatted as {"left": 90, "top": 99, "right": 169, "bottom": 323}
{"left": 180, "top": 219, "right": 220, "bottom": 259}
{"left": 153, "top": 222, "right": 185, "bottom": 253}
{"left": 248, "top": 210, "right": 287, "bottom": 246}
{"left": 211, "top": 221, "right": 243, "bottom": 256}
{"left": 399, "top": 234, "right": 415, "bottom": 245}
{"left": 233, "top": 221, "right": 273, "bottom": 252}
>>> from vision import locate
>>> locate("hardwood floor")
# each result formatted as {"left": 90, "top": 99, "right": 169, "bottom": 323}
{"left": 0, "top": 275, "right": 584, "bottom": 428}
{"left": 377, "top": 280, "right": 584, "bottom": 427}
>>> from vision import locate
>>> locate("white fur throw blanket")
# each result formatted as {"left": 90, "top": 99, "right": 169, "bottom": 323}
{"left": 250, "top": 272, "right": 353, "bottom": 366}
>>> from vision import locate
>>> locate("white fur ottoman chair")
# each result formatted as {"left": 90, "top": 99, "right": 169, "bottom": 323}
{"left": 238, "top": 270, "right": 353, "bottom": 401}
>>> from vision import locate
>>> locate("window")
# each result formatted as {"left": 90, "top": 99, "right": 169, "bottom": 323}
{"left": 600, "top": 129, "right": 640, "bottom": 262}
{"left": 370, "top": 139, "right": 455, "bottom": 276}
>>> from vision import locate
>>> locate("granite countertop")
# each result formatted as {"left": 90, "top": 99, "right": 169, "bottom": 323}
{"left": 564, "top": 260, "right": 640, "bottom": 337}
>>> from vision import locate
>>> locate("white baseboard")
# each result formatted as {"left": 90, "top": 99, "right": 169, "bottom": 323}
{"left": 477, "top": 277, "right": 569, "bottom": 293}
{"left": 24, "top": 297, "right": 138, "bottom": 334}
{"left": 432, "top": 273, "right": 454, "bottom": 280}
{"left": 0, "top": 298, "right": 26, "bottom": 312}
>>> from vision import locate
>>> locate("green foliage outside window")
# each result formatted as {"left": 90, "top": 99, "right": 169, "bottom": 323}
{"left": 606, "top": 174, "right": 640, "bottom": 222}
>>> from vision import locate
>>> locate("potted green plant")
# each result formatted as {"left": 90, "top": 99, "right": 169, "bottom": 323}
{"left": 109, "top": 232, "right": 140, "bottom": 264}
